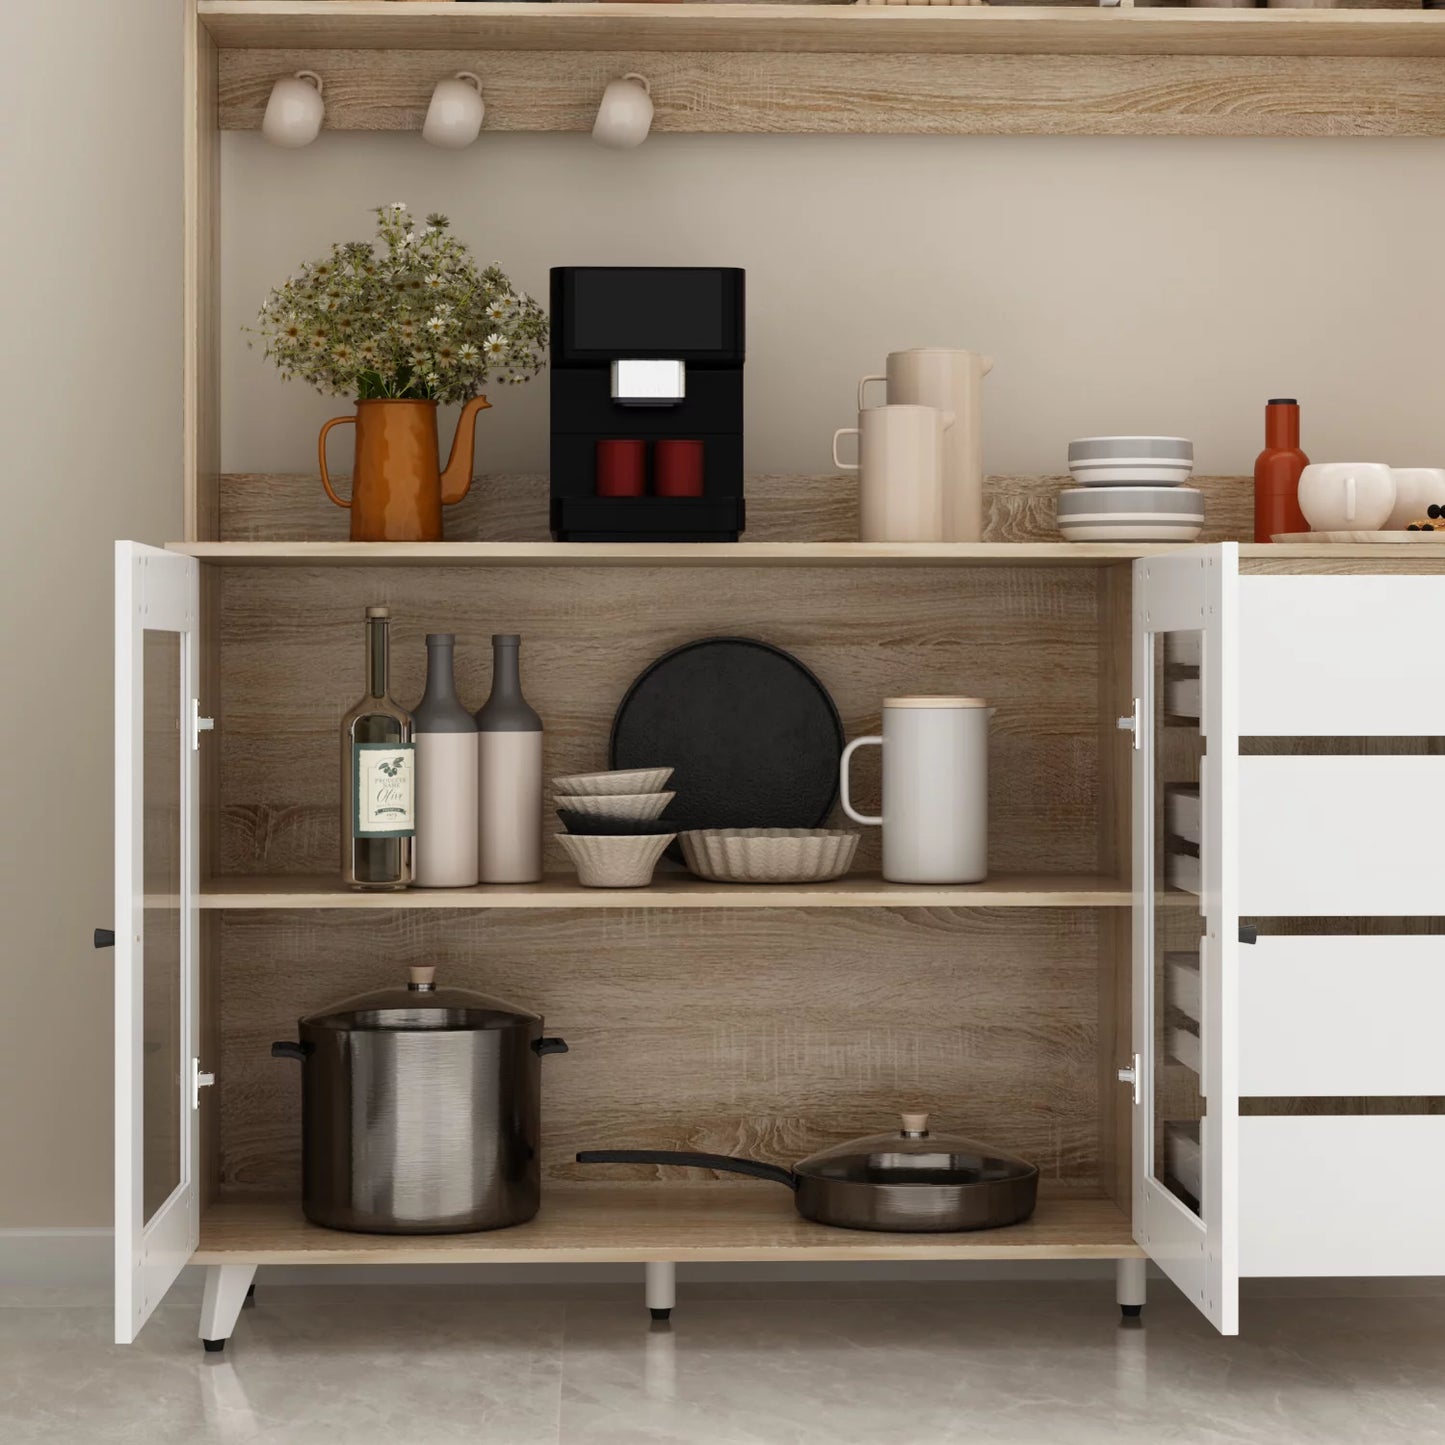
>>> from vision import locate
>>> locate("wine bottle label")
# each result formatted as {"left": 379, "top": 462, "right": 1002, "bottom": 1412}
{"left": 353, "top": 742, "right": 416, "bottom": 838}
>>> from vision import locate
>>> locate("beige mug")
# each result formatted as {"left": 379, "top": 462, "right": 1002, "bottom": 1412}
{"left": 858, "top": 349, "right": 993, "bottom": 542}
{"left": 1297, "top": 462, "right": 1395, "bottom": 533}
{"left": 832, "top": 404, "right": 953, "bottom": 542}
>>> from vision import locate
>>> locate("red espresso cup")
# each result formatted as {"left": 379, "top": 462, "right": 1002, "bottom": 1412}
{"left": 596, "top": 439, "right": 647, "bottom": 497}
{"left": 654, "top": 439, "right": 705, "bottom": 498}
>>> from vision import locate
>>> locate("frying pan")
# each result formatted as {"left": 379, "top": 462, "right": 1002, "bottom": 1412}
{"left": 577, "top": 1113, "right": 1038, "bottom": 1233}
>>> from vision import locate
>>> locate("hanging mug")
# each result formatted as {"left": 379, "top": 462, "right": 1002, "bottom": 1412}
{"left": 840, "top": 697, "right": 992, "bottom": 884}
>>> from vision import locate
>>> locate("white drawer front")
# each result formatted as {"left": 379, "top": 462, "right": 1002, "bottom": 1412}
{"left": 1240, "top": 1117, "right": 1445, "bottom": 1276}
{"left": 1239, "top": 576, "right": 1445, "bottom": 736}
{"left": 1238, "top": 757, "right": 1445, "bottom": 916}
{"left": 1240, "top": 936, "right": 1445, "bottom": 1096}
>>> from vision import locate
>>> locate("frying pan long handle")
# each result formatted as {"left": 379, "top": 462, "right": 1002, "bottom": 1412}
{"left": 576, "top": 1149, "right": 798, "bottom": 1191}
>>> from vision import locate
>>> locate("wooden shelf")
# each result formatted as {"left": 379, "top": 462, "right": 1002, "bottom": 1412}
{"left": 171, "top": 540, "right": 1445, "bottom": 567}
{"left": 201, "top": 871, "right": 1131, "bottom": 910}
{"left": 194, "top": 1187, "right": 1141, "bottom": 1264}
{"left": 198, "top": 3, "right": 1445, "bottom": 60}
{"left": 173, "top": 540, "right": 1191, "bottom": 566}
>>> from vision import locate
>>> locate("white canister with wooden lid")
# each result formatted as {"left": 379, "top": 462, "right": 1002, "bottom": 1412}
{"left": 840, "top": 696, "right": 992, "bottom": 884}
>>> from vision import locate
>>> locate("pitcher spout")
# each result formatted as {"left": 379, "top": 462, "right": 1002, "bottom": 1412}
{"left": 440, "top": 394, "right": 492, "bottom": 505}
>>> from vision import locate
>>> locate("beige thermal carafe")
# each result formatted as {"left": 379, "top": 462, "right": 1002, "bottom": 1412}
{"left": 859, "top": 350, "right": 993, "bottom": 542}
{"left": 840, "top": 696, "right": 992, "bottom": 884}
{"left": 476, "top": 634, "right": 543, "bottom": 883}
{"left": 832, "top": 404, "right": 952, "bottom": 542}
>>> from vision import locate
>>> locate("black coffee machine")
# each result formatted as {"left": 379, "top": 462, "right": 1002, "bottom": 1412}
{"left": 549, "top": 266, "right": 745, "bottom": 541}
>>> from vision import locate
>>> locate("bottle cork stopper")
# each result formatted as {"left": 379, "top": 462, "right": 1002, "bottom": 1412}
{"left": 900, "top": 1112, "right": 930, "bottom": 1136}
{"left": 366, "top": 606, "right": 391, "bottom": 619}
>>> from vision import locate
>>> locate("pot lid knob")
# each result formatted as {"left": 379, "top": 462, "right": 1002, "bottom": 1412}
{"left": 899, "top": 1112, "right": 930, "bottom": 1138}
{"left": 408, "top": 965, "right": 437, "bottom": 993}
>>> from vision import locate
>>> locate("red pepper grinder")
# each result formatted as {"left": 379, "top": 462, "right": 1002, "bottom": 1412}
{"left": 1254, "top": 398, "right": 1310, "bottom": 543}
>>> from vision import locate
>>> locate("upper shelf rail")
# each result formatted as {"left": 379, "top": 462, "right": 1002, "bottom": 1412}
{"left": 196, "top": 4, "right": 1445, "bottom": 60}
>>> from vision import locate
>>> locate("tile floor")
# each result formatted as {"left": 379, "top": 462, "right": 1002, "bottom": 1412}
{"left": 3, "top": 1279, "right": 1444, "bottom": 1444}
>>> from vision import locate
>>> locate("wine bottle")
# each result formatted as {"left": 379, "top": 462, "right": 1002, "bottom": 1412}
{"left": 1254, "top": 398, "right": 1309, "bottom": 543}
{"left": 476, "top": 634, "right": 543, "bottom": 884}
{"left": 340, "top": 606, "right": 414, "bottom": 890}
{"left": 413, "top": 633, "right": 480, "bottom": 888}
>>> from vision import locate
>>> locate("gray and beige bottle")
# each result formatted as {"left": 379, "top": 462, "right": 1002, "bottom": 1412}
{"left": 412, "top": 634, "right": 480, "bottom": 888}
{"left": 476, "top": 633, "right": 543, "bottom": 883}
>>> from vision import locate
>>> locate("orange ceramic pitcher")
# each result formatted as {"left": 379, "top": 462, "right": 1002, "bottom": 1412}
{"left": 319, "top": 396, "right": 492, "bottom": 542}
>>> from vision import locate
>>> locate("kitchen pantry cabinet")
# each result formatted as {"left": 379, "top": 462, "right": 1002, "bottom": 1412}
{"left": 112, "top": 538, "right": 1445, "bottom": 1347}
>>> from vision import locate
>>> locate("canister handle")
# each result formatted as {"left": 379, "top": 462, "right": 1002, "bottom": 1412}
{"left": 533, "top": 1037, "right": 570, "bottom": 1056}
{"left": 270, "top": 1041, "right": 311, "bottom": 1061}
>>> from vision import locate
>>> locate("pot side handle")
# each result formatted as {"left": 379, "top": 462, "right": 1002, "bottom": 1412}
{"left": 576, "top": 1149, "right": 797, "bottom": 1190}
{"left": 271, "top": 1041, "right": 312, "bottom": 1061}
{"left": 533, "top": 1037, "right": 569, "bottom": 1056}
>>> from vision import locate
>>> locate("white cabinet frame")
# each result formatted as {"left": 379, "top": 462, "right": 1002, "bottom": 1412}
{"left": 114, "top": 543, "right": 203, "bottom": 1343}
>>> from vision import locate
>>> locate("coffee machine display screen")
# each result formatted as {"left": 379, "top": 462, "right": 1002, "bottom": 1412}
{"left": 558, "top": 268, "right": 743, "bottom": 362}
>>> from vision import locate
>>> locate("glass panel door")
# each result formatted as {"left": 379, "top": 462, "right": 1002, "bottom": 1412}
{"left": 115, "top": 544, "right": 201, "bottom": 1343}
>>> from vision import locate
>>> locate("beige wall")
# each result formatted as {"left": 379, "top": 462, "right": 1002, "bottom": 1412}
{"left": 224, "top": 132, "right": 1445, "bottom": 480}
{"left": 0, "top": 2, "right": 183, "bottom": 1227}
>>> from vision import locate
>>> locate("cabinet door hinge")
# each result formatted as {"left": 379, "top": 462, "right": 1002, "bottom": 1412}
{"left": 1116, "top": 698, "right": 1142, "bottom": 750}
{"left": 190, "top": 698, "right": 214, "bottom": 751}
{"left": 1117, "top": 1053, "right": 1142, "bottom": 1107}
{"left": 191, "top": 1057, "right": 215, "bottom": 1110}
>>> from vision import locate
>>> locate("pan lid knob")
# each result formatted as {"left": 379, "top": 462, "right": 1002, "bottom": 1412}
{"left": 408, "top": 965, "right": 437, "bottom": 993}
{"left": 899, "top": 1112, "right": 930, "bottom": 1138}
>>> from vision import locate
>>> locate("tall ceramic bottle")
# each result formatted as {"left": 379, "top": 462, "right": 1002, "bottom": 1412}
{"left": 412, "top": 634, "right": 480, "bottom": 888}
{"left": 1254, "top": 398, "right": 1309, "bottom": 543}
{"left": 340, "top": 606, "right": 414, "bottom": 890}
{"left": 476, "top": 634, "right": 543, "bottom": 883}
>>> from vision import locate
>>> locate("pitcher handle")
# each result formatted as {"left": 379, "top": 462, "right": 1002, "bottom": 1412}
{"left": 840, "top": 736, "right": 883, "bottom": 826}
{"left": 858, "top": 374, "right": 887, "bottom": 411}
{"left": 318, "top": 414, "right": 355, "bottom": 509}
{"left": 832, "top": 428, "right": 861, "bottom": 473}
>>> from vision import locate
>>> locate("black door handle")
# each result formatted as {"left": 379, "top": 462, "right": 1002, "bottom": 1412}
{"left": 1239, "top": 924, "right": 1258, "bottom": 945}
{"left": 94, "top": 928, "right": 115, "bottom": 949}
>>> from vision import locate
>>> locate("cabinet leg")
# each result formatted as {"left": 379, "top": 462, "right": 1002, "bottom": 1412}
{"left": 200, "top": 1264, "right": 258, "bottom": 1352}
{"left": 1116, "top": 1257, "right": 1146, "bottom": 1320}
{"left": 645, "top": 1261, "right": 675, "bottom": 1321}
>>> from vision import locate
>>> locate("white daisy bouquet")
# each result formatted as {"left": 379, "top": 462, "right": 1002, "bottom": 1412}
{"left": 251, "top": 202, "right": 548, "bottom": 403}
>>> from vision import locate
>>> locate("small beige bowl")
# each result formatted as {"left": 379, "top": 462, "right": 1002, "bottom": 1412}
{"left": 552, "top": 767, "right": 674, "bottom": 797}
{"left": 556, "top": 833, "right": 676, "bottom": 889}
{"left": 680, "top": 828, "right": 860, "bottom": 885}
{"left": 551, "top": 790, "right": 674, "bottom": 822}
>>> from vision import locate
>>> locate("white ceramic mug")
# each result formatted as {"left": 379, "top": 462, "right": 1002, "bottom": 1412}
{"left": 423, "top": 72, "right": 485, "bottom": 149}
{"left": 858, "top": 350, "right": 993, "bottom": 542}
{"left": 1387, "top": 468, "right": 1445, "bottom": 530}
{"left": 262, "top": 71, "right": 325, "bottom": 148}
{"left": 841, "top": 697, "right": 992, "bottom": 884}
{"left": 592, "top": 74, "right": 653, "bottom": 150}
{"left": 1297, "top": 462, "right": 1395, "bottom": 532}
{"left": 832, "top": 404, "right": 953, "bottom": 542}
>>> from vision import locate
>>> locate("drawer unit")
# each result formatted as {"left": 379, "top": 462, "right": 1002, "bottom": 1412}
{"left": 1239, "top": 935, "right": 1445, "bottom": 1097}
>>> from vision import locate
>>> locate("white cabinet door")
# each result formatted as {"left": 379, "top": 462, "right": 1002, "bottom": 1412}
{"left": 114, "top": 543, "right": 203, "bottom": 1343}
{"left": 1132, "top": 545, "right": 1240, "bottom": 1335}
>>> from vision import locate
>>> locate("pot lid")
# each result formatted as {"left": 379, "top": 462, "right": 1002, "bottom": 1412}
{"left": 300, "top": 966, "right": 540, "bottom": 1032}
{"left": 794, "top": 1114, "right": 1037, "bottom": 1187}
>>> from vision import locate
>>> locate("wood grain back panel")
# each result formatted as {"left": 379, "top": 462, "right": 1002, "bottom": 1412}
{"left": 217, "top": 560, "right": 1105, "bottom": 876}
{"left": 219, "top": 471, "right": 1255, "bottom": 545}
{"left": 217, "top": 48, "right": 1445, "bottom": 138}
{"left": 219, "top": 905, "right": 1105, "bottom": 1196}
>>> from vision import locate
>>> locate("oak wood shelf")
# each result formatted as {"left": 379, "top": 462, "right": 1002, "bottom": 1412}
{"left": 197, "top": 2, "right": 1445, "bottom": 60}
{"left": 201, "top": 871, "right": 1132, "bottom": 910}
{"left": 172, "top": 539, "right": 1445, "bottom": 567}
{"left": 194, "top": 1188, "right": 1142, "bottom": 1264}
